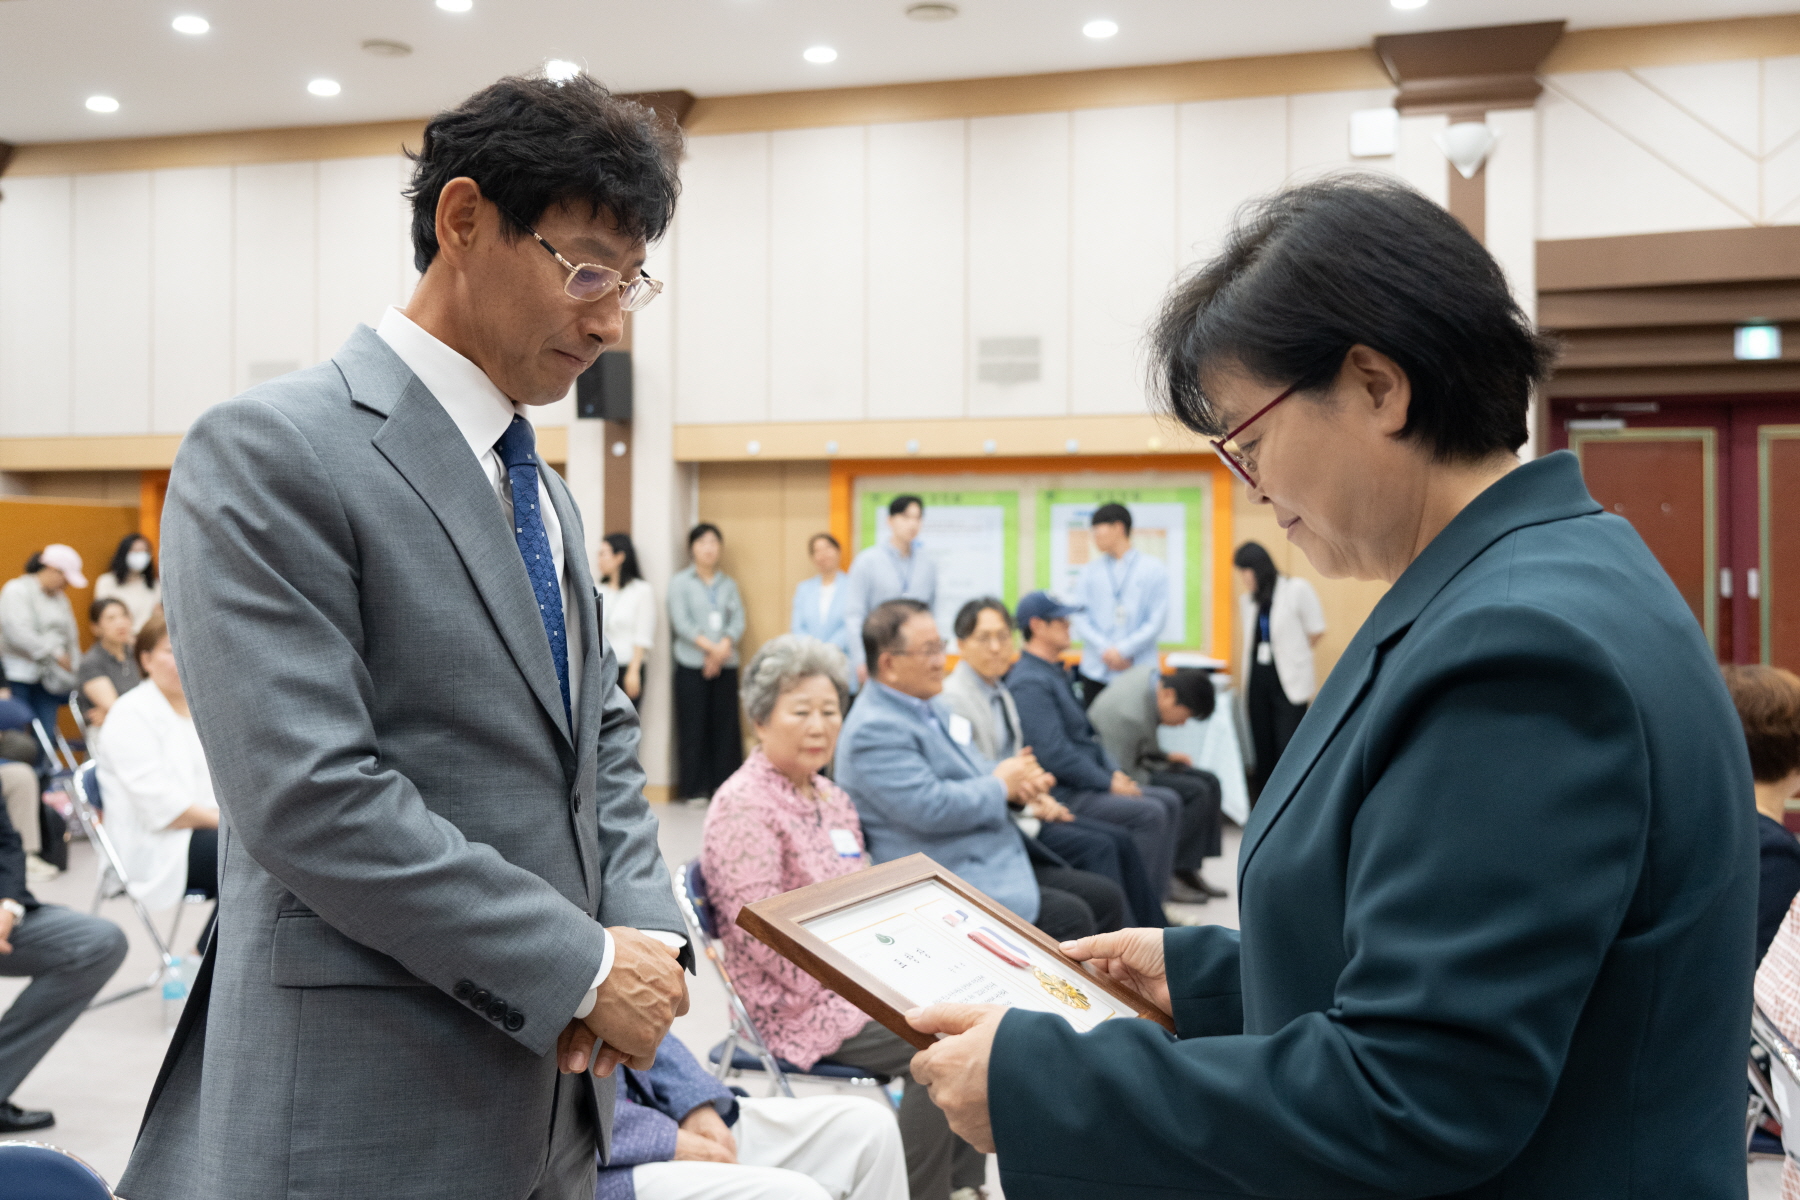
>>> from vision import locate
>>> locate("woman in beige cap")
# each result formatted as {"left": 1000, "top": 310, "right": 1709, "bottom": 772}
{"left": 0, "top": 544, "right": 85, "bottom": 734}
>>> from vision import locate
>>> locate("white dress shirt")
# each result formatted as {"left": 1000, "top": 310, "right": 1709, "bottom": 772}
{"left": 377, "top": 308, "right": 680, "bottom": 1022}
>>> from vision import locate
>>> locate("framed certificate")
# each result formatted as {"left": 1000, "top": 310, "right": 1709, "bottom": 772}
{"left": 737, "top": 853, "right": 1177, "bottom": 1051}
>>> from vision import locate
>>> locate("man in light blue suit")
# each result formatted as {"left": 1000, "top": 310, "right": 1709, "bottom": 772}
{"left": 1071, "top": 503, "right": 1169, "bottom": 709}
{"left": 833, "top": 599, "right": 1109, "bottom": 941}
{"left": 788, "top": 533, "right": 858, "bottom": 692}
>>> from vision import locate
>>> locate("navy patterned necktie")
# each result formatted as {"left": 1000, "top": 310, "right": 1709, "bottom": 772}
{"left": 494, "top": 416, "right": 570, "bottom": 725}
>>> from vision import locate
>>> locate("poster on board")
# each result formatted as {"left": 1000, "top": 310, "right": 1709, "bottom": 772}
{"left": 1036, "top": 486, "right": 1210, "bottom": 648}
{"left": 858, "top": 490, "right": 1019, "bottom": 636}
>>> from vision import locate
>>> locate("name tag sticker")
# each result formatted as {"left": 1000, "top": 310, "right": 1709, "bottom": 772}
{"left": 1256, "top": 642, "right": 1273, "bottom": 665}
{"left": 708, "top": 611, "right": 723, "bottom": 631}
{"left": 829, "top": 829, "right": 862, "bottom": 858}
{"left": 947, "top": 714, "right": 974, "bottom": 745}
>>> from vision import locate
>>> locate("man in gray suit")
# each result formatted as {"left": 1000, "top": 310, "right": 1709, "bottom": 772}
{"left": 121, "top": 74, "right": 691, "bottom": 1200}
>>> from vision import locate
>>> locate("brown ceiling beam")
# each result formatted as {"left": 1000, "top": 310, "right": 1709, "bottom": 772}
{"left": 1540, "top": 226, "right": 1800, "bottom": 292}
{"left": 1374, "top": 21, "right": 1565, "bottom": 115}
{"left": 1543, "top": 362, "right": 1800, "bottom": 398}
{"left": 1552, "top": 324, "right": 1798, "bottom": 370}
{"left": 1540, "top": 282, "right": 1800, "bottom": 331}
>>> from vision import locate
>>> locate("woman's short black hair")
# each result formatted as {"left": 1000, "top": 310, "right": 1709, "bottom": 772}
{"left": 107, "top": 532, "right": 155, "bottom": 587}
{"left": 808, "top": 532, "right": 840, "bottom": 554}
{"left": 405, "top": 73, "right": 683, "bottom": 274}
{"left": 602, "top": 532, "right": 642, "bottom": 588}
{"left": 89, "top": 596, "right": 128, "bottom": 624}
{"left": 1149, "top": 174, "right": 1556, "bottom": 462}
{"left": 687, "top": 523, "right": 723, "bottom": 549}
{"left": 1233, "top": 541, "right": 1278, "bottom": 609}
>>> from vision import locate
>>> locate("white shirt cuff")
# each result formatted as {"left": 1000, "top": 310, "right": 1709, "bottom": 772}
{"left": 571, "top": 928, "right": 687, "bottom": 1020}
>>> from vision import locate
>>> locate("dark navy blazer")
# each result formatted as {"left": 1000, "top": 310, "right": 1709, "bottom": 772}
{"left": 988, "top": 452, "right": 1757, "bottom": 1199}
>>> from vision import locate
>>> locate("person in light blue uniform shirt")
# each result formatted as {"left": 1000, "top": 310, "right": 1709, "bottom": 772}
{"left": 843, "top": 495, "right": 937, "bottom": 684}
{"left": 789, "top": 533, "right": 858, "bottom": 693}
{"left": 1072, "top": 503, "right": 1169, "bottom": 709}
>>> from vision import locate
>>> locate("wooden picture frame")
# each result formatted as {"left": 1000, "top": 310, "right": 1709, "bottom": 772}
{"left": 737, "top": 853, "right": 1177, "bottom": 1051}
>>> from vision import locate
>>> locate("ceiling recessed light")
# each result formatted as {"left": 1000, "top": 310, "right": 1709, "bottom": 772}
{"left": 1083, "top": 18, "right": 1118, "bottom": 38}
{"left": 545, "top": 59, "right": 580, "bottom": 82}
{"left": 362, "top": 38, "right": 413, "bottom": 57}
{"left": 307, "top": 78, "right": 341, "bottom": 97}
{"left": 85, "top": 94, "right": 120, "bottom": 113}
{"left": 1390, "top": 0, "right": 1428, "bottom": 8}
{"left": 905, "top": 2, "right": 959, "bottom": 19}
{"left": 171, "top": 14, "right": 209, "bottom": 35}
{"left": 435, "top": 0, "right": 473, "bottom": 10}
{"left": 804, "top": 45, "right": 838, "bottom": 64}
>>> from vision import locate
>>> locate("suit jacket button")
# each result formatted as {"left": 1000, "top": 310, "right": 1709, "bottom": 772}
{"left": 504, "top": 1010, "right": 525, "bottom": 1033}
{"left": 453, "top": 980, "right": 475, "bottom": 1001}
{"left": 485, "top": 998, "right": 507, "bottom": 1022}
{"left": 470, "top": 989, "right": 490, "bottom": 1009}
{"left": 572, "top": 791, "right": 582, "bottom": 812}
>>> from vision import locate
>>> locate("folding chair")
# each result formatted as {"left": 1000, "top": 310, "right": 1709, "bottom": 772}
{"left": 0, "top": 1140, "right": 113, "bottom": 1198}
{"left": 675, "top": 858, "right": 890, "bottom": 1100}
{"left": 70, "top": 760, "right": 209, "bottom": 1008}
{"left": 1750, "top": 1005, "right": 1800, "bottom": 1162}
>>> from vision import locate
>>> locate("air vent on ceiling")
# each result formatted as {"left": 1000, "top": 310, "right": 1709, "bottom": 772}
{"left": 977, "top": 336, "right": 1040, "bottom": 384}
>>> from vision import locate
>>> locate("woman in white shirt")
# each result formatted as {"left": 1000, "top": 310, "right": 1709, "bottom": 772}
{"left": 596, "top": 533, "right": 655, "bottom": 707}
{"left": 94, "top": 615, "right": 219, "bottom": 914}
{"left": 93, "top": 533, "right": 162, "bottom": 634}
{"left": 1234, "top": 541, "right": 1325, "bottom": 802}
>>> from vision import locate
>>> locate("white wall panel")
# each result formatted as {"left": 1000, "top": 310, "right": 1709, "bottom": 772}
{"left": 967, "top": 111, "right": 1069, "bottom": 418}
{"left": 868, "top": 119, "right": 966, "bottom": 421}
{"left": 0, "top": 175, "right": 73, "bottom": 436}
{"left": 1286, "top": 88, "right": 1400, "bottom": 181}
{"left": 673, "top": 133, "right": 770, "bottom": 425}
{"left": 317, "top": 156, "right": 408, "bottom": 362}
{"left": 233, "top": 161, "right": 318, "bottom": 392}
{"left": 1393, "top": 114, "right": 1449, "bottom": 208}
{"left": 1485, "top": 109, "right": 1539, "bottom": 316}
{"left": 1071, "top": 105, "right": 1176, "bottom": 416}
{"left": 1634, "top": 60, "right": 1760, "bottom": 156}
{"left": 152, "top": 166, "right": 233, "bottom": 433}
{"left": 769, "top": 126, "right": 866, "bottom": 423}
{"left": 1176, "top": 96, "right": 1287, "bottom": 263}
{"left": 73, "top": 172, "right": 152, "bottom": 435}
{"left": 1547, "top": 71, "right": 1757, "bottom": 223}
{"left": 1539, "top": 84, "right": 1750, "bottom": 238}
{"left": 396, "top": 156, "right": 421, "bottom": 307}
{"left": 1767, "top": 57, "right": 1800, "bottom": 156}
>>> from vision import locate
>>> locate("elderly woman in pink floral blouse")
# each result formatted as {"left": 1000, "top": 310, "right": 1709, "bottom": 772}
{"left": 703, "top": 634, "right": 986, "bottom": 1200}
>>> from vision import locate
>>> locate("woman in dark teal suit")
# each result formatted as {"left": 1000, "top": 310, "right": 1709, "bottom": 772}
{"left": 904, "top": 177, "right": 1757, "bottom": 1198}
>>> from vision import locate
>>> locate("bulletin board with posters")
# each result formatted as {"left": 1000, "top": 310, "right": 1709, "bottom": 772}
{"left": 839, "top": 457, "right": 1231, "bottom": 661}
{"left": 1037, "top": 486, "right": 1210, "bottom": 648}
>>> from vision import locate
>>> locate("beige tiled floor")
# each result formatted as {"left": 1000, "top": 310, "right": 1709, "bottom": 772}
{"left": 2, "top": 807, "right": 1771, "bottom": 1197}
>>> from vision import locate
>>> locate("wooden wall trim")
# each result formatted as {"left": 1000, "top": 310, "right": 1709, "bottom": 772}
{"left": 673, "top": 414, "right": 1209, "bottom": 462}
{"left": 1544, "top": 363, "right": 1800, "bottom": 398}
{"left": 0, "top": 425, "right": 567, "bottom": 470}
{"left": 8, "top": 119, "right": 428, "bottom": 178}
{"left": 684, "top": 48, "right": 1389, "bottom": 135}
{"left": 1539, "top": 226, "right": 1800, "bottom": 293}
{"left": 1542, "top": 13, "right": 1800, "bottom": 74}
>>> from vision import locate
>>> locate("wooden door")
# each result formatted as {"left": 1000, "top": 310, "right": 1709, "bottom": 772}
{"left": 1763, "top": 426, "right": 1800, "bottom": 672}
{"left": 1570, "top": 427, "right": 1718, "bottom": 649}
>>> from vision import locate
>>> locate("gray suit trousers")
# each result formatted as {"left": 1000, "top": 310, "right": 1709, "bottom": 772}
{"left": 0, "top": 905, "right": 128, "bottom": 1100}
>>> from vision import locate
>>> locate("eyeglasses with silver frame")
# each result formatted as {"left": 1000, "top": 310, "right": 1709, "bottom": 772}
{"left": 498, "top": 203, "right": 664, "bottom": 311}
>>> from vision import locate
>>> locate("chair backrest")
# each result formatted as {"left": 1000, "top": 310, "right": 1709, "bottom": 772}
{"left": 0, "top": 1140, "right": 113, "bottom": 1198}
{"left": 68, "top": 689, "right": 90, "bottom": 744}
{"left": 1753, "top": 1006, "right": 1800, "bottom": 1162}
{"left": 685, "top": 859, "right": 720, "bottom": 941}
{"left": 74, "top": 760, "right": 102, "bottom": 813}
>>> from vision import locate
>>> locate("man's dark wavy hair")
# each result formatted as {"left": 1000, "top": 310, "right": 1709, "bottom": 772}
{"left": 1148, "top": 174, "right": 1556, "bottom": 462}
{"left": 404, "top": 73, "right": 683, "bottom": 274}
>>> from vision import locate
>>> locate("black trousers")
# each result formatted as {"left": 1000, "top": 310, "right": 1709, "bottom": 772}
{"left": 1076, "top": 675, "right": 1107, "bottom": 709}
{"left": 1033, "top": 865, "right": 1125, "bottom": 938}
{"left": 1246, "top": 658, "right": 1308, "bottom": 801}
{"left": 1148, "top": 766, "right": 1225, "bottom": 868}
{"left": 186, "top": 826, "right": 219, "bottom": 898}
{"left": 1036, "top": 818, "right": 1168, "bottom": 928}
{"left": 673, "top": 663, "right": 743, "bottom": 800}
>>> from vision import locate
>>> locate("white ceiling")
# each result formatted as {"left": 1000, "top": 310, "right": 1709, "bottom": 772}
{"left": 1, "top": 0, "right": 1794, "bottom": 144}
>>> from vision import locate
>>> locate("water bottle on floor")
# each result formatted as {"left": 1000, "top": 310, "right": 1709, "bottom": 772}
{"left": 162, "top": 958, "right": 188, "bottom": 1032}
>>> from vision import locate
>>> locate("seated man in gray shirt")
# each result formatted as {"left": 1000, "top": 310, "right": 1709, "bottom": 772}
{"left": 1088, "top": 664, "right": 1228, "bottom": 898}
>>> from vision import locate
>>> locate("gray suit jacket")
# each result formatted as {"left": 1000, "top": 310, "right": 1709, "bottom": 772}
{"left": 1085, "top": 663, "right": 1165, "bottom": 785}
{"left": 936, "top": 660, "right": 1020, "bottom": 766}
{"left": 120, "top": 327, "right": 687, "bottom": 1200}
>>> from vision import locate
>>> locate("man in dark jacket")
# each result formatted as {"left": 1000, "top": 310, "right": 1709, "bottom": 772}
{"left": 0, "top": 785, "right": 127, "bottom": 1132}
{"left": 598, "top": 1033, "right": 905, "bottom": 1200}
{"left": 1005, "top": 592, "right": 1186, "bottom": 901}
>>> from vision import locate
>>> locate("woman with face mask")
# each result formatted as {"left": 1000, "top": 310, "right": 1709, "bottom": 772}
{"left": 95, "top": 533, "right": 161, "bottom": 634}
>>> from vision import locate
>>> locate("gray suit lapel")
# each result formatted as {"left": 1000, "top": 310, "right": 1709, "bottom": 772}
{"left": 336, "top": 328, "right": 575, "bottom": 749}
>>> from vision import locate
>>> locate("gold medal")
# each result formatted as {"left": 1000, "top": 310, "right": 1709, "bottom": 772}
{"left": 1032, "top": 967, "right": 1091, "bottom": 1011}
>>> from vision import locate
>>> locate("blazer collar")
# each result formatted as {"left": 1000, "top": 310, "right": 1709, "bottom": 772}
{"left": 338, "top": 326, "right": 576, "bottom": 751}
{"left": 1237, "top": 452, "right": 1602, "bottom": 878}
